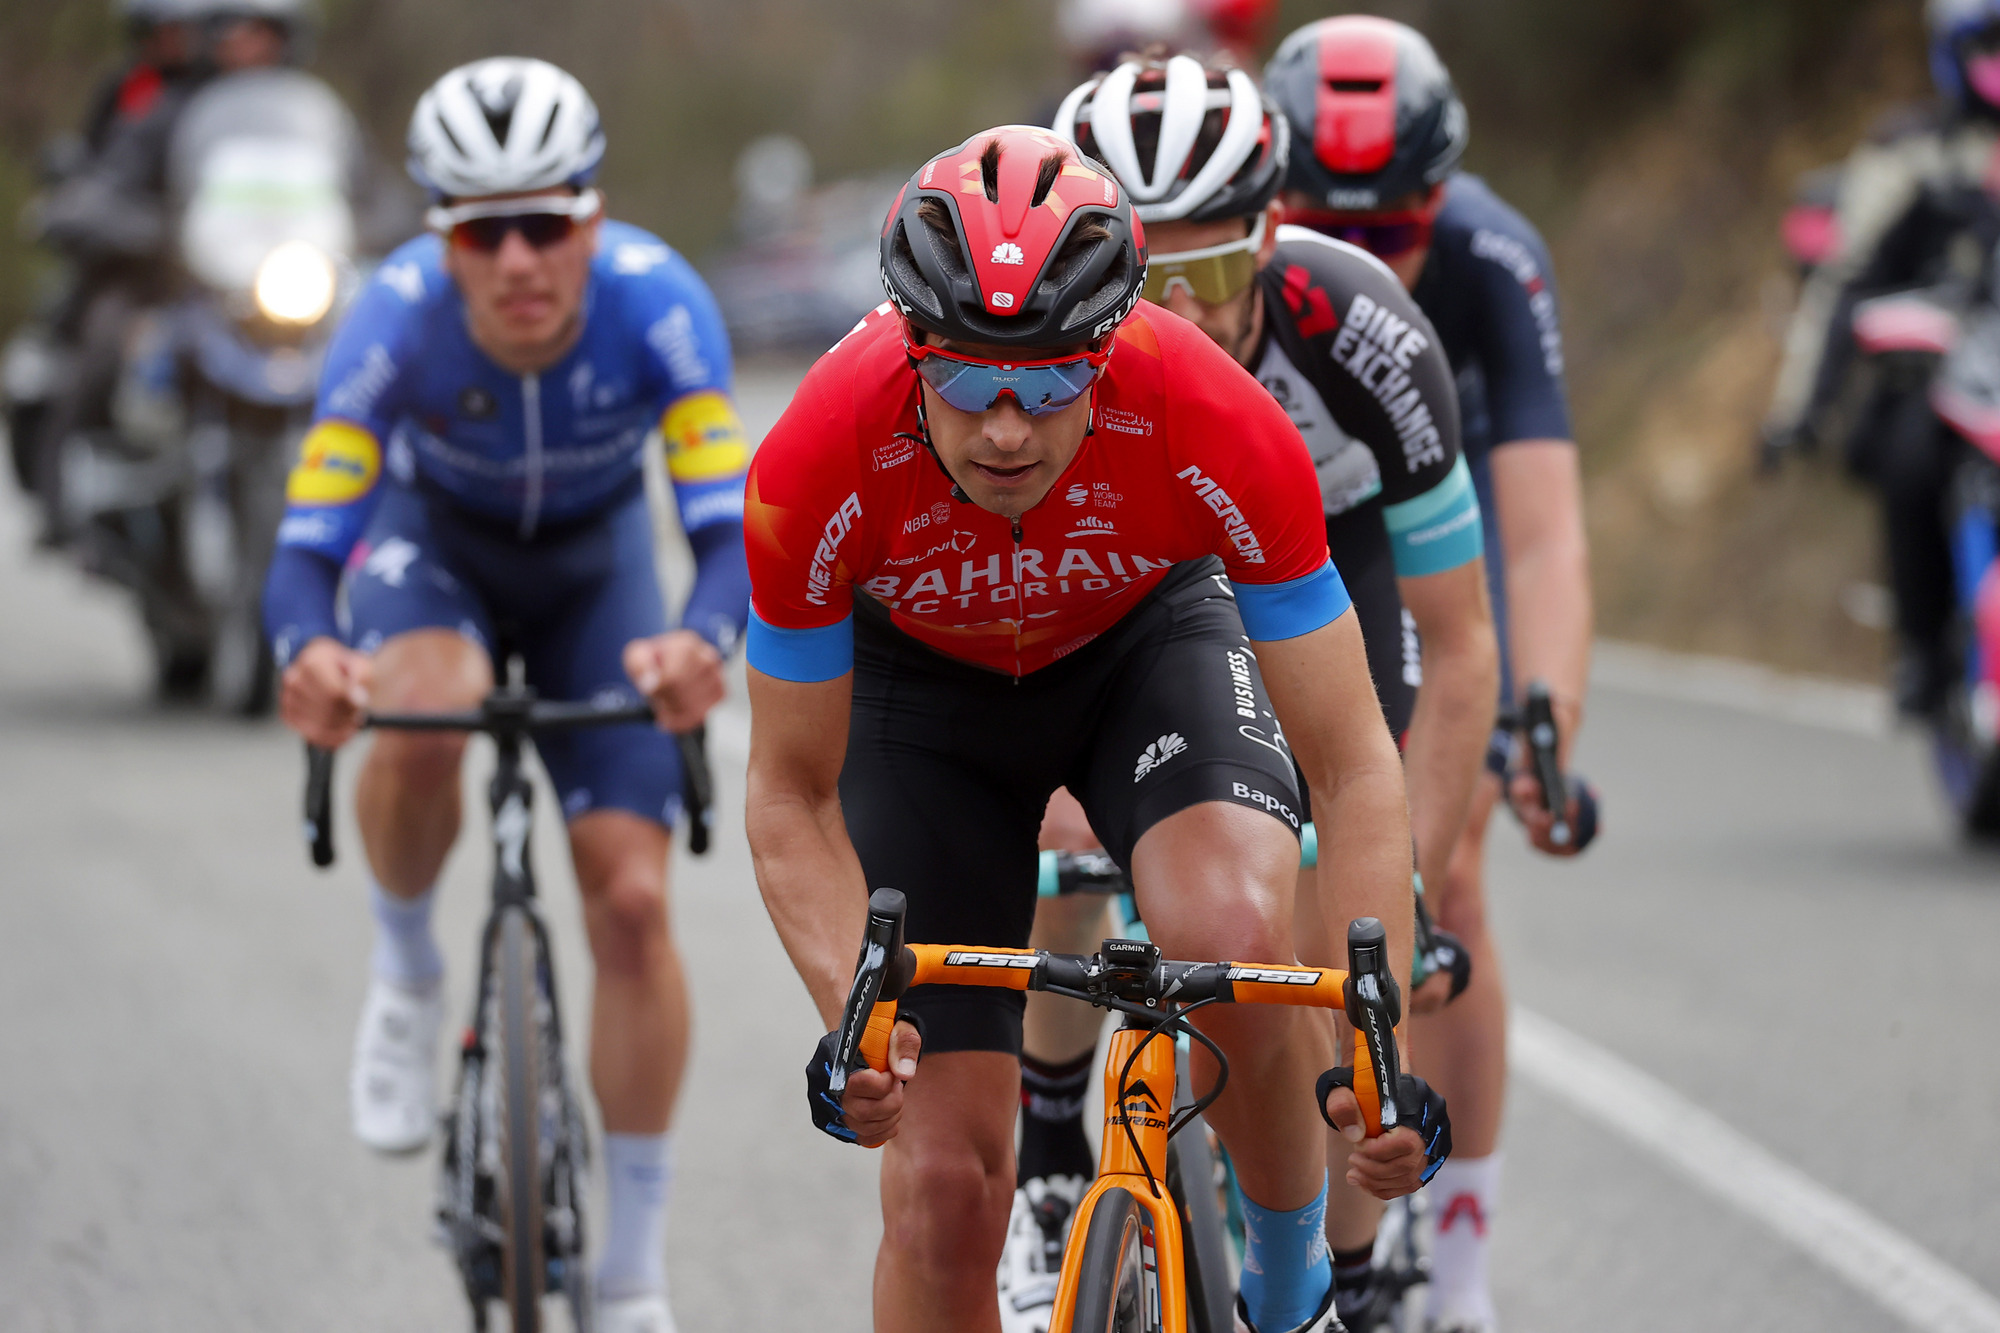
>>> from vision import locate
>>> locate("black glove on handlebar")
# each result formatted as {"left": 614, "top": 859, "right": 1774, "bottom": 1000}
{"left": 1422, "top": 928, "right": 1473, "bottom": 1004}
{"left": 806, "top": 1029, "right": 860, "bottom": 1145}
{"left": 1316, "top": 1068, "right": 1454, "bottom": 1184}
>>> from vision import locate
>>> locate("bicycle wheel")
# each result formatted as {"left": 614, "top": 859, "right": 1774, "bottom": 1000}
{"left": 1063, "top": 1186, "right": 1161, "bottom": 1333}
{"left": 491, "top": 906, "right": 547, "bottom": 1332}
{"left": 1168, "top": 1120, "right": 1235, "bottom": 1333}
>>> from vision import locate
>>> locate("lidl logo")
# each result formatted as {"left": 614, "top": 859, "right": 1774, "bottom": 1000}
{"left": 286, "top": 421, "right": 381, "bottom": 505}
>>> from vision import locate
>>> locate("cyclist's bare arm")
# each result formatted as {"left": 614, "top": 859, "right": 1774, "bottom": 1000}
{"left": 279, "top": 637, "right": 374, "bottom": 749}
{"left": 1491, "top": 441, "right": 1593, "bottom": 853}
{"left": 1395, "top": 559, "right": 1499, "bottom": 888}
{"left": 1255, "top": 611, "right": 1414, "bottom": 985}
{"left": 745, "top": 666, "right": 873, "bottom": 1026}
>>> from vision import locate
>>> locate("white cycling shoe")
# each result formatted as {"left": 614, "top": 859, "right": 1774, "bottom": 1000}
{"left": 597, "top": 1292, "right": 678, "bottom": 1333}
{"left": 349, "top": 975, "right": 444, "bottom": 1154}
{"left": 996, "top": 1174, "right": 1089, "bottom": 1333}
{"left": 1234, "top": 1282, "right": 1346, "bottom": 1333}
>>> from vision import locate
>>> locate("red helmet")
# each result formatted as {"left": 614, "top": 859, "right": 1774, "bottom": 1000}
{"left": 1265, "top": 16, "right": 1468, "bottom": 211}
{"left": 881, "top": 126, "right": 1148, "bottom": 350}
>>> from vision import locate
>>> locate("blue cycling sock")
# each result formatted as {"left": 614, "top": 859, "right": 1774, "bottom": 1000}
{"left": 368, "top": 877, "right": 443, "bottom": 988}
{"left": 1238, "top": 1177, "right": 1332, "bottom": 1332}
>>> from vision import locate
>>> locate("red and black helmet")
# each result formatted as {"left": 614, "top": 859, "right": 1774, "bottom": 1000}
{"left": 880, "top": 126, "right": 1148, "bottom": 350}
{"left": 1264, "top": 16, "right": 1468, "bottom": 212}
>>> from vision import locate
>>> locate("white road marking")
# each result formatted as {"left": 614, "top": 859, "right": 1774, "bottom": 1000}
{"left": 1591, "top": 640, "right": 1892, "bottom": 738}
{"left": 1512, "top": 1007, "right": 2000, "bottom": 1333}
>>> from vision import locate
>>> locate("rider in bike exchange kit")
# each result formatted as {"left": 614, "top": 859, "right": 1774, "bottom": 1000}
{"left": 1263, "top": 16, "right": 1597, "bottom": 1333}
{"left": 744, "top": 125, "right": 1451, "bottom": 1333}
{"left": 995, "top": 46, "right": 1499, "bottom": 1333}
{"left": 263, "top": 57, "right": 750, "bottom": 1333}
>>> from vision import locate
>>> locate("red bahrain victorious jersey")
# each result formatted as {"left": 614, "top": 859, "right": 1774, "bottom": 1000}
{"left": 745, "top": 301, "right": 1349, "bottom": 680}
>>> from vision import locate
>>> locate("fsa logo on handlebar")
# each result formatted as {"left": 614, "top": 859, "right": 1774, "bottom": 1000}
{"left": 943, "top": 951, "right": 1039, "bottom": 968}
{"left": 1225, "top": 966, "right": 1321, "bottom": 985}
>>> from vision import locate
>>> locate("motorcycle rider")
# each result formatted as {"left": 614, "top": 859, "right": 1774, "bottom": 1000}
{"left": 1268, "top": 17, "right": 1595, "bottom": 1331}
{"left": 1761, "top": 0, "right": 2000, "bottom": 717}
{"left": 265, "top": 58, "right": 748, "bottom": 1333}
{"left": 24, "top": 0, "right": 313, "bottom": 547}
{"left": 995, "top": 53, "right": 1497, "bottom": 1333}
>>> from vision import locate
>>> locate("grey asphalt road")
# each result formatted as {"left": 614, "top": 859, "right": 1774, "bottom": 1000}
{"left": 1, "top": 365, "right": 1996, "bottom": 1332}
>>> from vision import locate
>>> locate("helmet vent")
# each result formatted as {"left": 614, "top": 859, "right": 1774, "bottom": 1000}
{"left": 535, "top": 104, "right": 562, "bottom": 152}
{"left": 1328, "top": 79, "right": 1384, "bottom": 93}
{"left": 887, "top": 223, "right": 945, "bottom": 320}
{"left": 980, "top": 139, "right": 1003, "bottom": 203}
{"left": 1031, "top": 154, "right": 1063, "bottom": 208}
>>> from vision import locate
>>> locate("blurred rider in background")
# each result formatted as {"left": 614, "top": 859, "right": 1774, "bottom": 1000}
{"left": 22, "top": 0, "right": 312, "bottom": 544}
{"left": 1268, "top": 17, "right": 1595, "bottom": 1332}
{"left": 1054, "top": 0, "right": 1277, "bottom": 77}
{"left": 1761, "top": 0, "right": 2000, "bottom": 718}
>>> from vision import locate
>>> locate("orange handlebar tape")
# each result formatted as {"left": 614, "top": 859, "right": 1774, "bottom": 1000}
{"left": 907, "top": 944, "right": 1041, "bottom": 990}
{"left": 1223, "top": 964, "right": 1349, "bottom": 1009}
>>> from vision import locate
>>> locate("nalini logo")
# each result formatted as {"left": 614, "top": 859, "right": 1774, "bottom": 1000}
{"left": 1133, "top": 733, "right": 1188, "bottom": 782}
{"left": 1066, "top": 484, "right": 1090, "bottom": 506}
{"left": 990, "top": 242, "right": 1025, "bottom": 265}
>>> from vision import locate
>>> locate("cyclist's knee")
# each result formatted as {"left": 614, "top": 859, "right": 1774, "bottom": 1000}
{"left": 371, "top": 629, "right": 492, "bottom": 713}
{"left": 884, "top": 1140, "right": 1012, "bottom": 1266}
{"left": 369, "top": 729, "right": 469, "bottom": 790}
{"left": 583, "top": 867, "right": 669, "bottom": 977}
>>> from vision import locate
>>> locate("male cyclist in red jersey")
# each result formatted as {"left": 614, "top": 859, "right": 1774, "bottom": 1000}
{"left": 744, "top": 126, "right": 1451, "bottom": 1333}
{"left": 1267, "top": 19, "right": 1598, "bottom": 1333}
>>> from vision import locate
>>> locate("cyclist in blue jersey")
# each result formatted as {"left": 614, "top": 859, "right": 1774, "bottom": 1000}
{"left": 261, "top": 58, "right": 749, "bottom": 1333}
{"left": 1269, "top": 19, "right": 1595, "bottom": 1333}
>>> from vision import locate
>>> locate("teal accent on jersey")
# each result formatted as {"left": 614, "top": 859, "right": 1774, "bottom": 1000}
{"left": 1383, "top": 455, "right": 1483, "bottom": 577}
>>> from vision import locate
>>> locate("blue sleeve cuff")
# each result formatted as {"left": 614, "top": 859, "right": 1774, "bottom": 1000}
{"left": 1384, "top": 456, "right": 1484, "bottom": 578}
{"left": 1235, "top": 559, "right": 1352, "bottom": 642}
{"left": 682, "top": 521, "right": 751, "bottom": 657}
{"left": 262, "top": 544, "right": 344, "bottom": 667}
{"left": 746, "top": 609, "right": 854, "bottom": 683}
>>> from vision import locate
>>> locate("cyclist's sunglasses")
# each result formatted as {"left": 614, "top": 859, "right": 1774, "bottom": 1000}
{"left": 1141, "top": 212, "right": 1267, "bottom": 306}
{"left": 905, "top": 329, "right": 1111, "bottom": 417}
{"left": 426, "top": 189, "right": 602, "bottom": 254}
{"left": 1283, "top": 204, "right": 1436, "bottom": 260}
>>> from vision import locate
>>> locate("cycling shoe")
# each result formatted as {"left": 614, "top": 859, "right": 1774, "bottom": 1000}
{"left": 598, "top": 1292, "right": 678, "bottom": 1333}
{"left": 1234, "top": 1280, "right": 1347, "bottom": 1333}
{"left": 349, "top": 974, "right": 444, "bottom": 1154}
{"left": 997, "top": 1173, "right": 1088, "bottom": 1333}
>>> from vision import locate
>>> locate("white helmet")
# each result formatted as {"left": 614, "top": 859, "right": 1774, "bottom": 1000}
{"left": 407, "top": 57, "right": 605, "bottom": 199}
{"left": 1056, "top": 54, "right": 1287, "bottom": 224}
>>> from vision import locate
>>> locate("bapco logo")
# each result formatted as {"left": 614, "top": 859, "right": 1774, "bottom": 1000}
{"left": 1066, "top": 483, "right": 1089, "bottom": 506}
{"left": 1133, "top": 733, "right": 1188, "bottom": 782}
{"left": 990, "top": 242, "right": 1025, "bottom": 265}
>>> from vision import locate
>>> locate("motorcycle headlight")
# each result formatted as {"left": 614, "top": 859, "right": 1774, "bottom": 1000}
{"left": 253, "top": 241, "right": 338, "bottom": 327}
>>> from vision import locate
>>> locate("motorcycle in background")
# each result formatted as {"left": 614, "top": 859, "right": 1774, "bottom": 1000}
{"left": 54, "top": 67, "right": 369, "bottom": 712}
{"left": 1846, "top": 282, "right": 2000, "bottom": 834}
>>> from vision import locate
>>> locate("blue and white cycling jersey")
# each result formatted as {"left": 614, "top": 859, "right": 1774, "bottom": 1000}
{"left": 263, "top": 219, "right": 751, "bottom": 660}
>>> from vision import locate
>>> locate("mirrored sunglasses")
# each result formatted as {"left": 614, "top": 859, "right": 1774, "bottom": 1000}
{"left": 427, "top": 189, "right": 602, "bottom": 254}
{"left": 1141, "top": 213, "right": 1266, "bottom": 307}
{"left": 907, "top": 337, "right": 1109, "bottom": 417}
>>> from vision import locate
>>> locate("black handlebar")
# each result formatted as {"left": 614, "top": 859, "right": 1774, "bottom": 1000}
{"left": 300, "top": 693, "right": 714, "bottom": 868}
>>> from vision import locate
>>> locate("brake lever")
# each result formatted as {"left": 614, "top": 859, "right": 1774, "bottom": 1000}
{"left": 1344, "top": 916, "right": 1403, "bottom": 1138}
